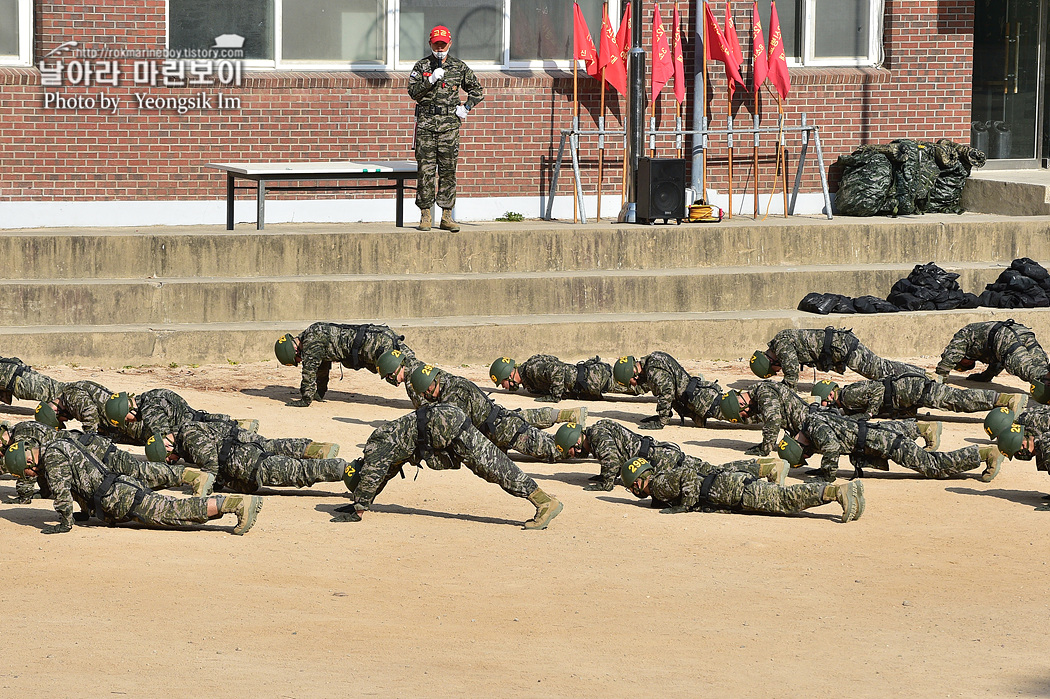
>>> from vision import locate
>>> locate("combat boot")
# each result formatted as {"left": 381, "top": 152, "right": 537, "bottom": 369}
{"left": 439, "top": 208, "right": 460, "bottom": 232}
{"left": 916, "top": 421, "right": 942, "bottom": 451}
{"left": 303, "top": 441, "right": 339, "bottom": 459}
{"left": 220, "top": 494, "right": 263, "bottom": 535}
{"left": 181, "top": 467, "right": 216, "bottom": 497}
{"left": 557, "top": 407, "right": 587, "bottom": 426}
{"left": 926, "top": 371, "right": 944, "bottom": 384}
{"left": 756, "top": 456, "right": 789, "bottom": 486}
{"left": 235, "top": 419, "right": 259, "bottom": 433}
{"left": 978, "top": 446, "right": 1003, "bottom": 483}
{"left": 418, "top": 208, "right": 432, "bottom": 231}
{"left": 523, "top": 488, "right": 563, "bottom": 530}
{"left": 824, "top": 481, "right": 864, "bottom": 523}
{"left": 995, "top": 393, "right": 1028, "bottom": 414}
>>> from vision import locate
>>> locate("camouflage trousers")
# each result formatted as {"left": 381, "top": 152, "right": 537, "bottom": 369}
{"left": 203, "top": 435, "right": 310, "bottom": 476}
{"left": 0, "top": 366, "right": 63, "bottom": 405}
{"left": 487, "top": 409, "right": 561, "bottom": 463}
{"left": 922, "top": 383, "right": 998, "bottom": 413}
{"left": 849, "top": 348, "right": 924, "bottom": 382}
{"left": 1002, "top": 329, "right": 1050, "bottom": 384}
{"left": 103, "top": 480, "right": 210, "bottom": 527}
{"left": 841, "top": 419, "right": 980, "bottom": 479}
{"left": 415, "top": 126, "right": 460, "bottom": 210}
{"left": 220, "top": 443, "right": 344, "bottom": 493}
{"left": 706, "top": 472, "right": 826, "bottom": 514}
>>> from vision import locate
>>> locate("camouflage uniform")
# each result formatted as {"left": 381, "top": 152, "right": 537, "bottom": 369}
{"left": 1014, "top": 404, "right": 1050, "bottom": 472}
{"left": 0, "top": 357, "right": 63, "bottom": 405}
{"left": 427, "top": 369, "right": 561, "bottom": 462}
{"left": 408, "top": 53, "right": 483, "bottom": 210}
{"left": 768, "top": 328, "right": 924, "bottom": 388}
{"left": 635, "top": 352, "right": 722, "bottom": 426}
{"left": 172, "top": 421, "right": 330, "bottom": 494}
{"left": 515, "top": 354, "right": 643, "bottom": 401}
{"left": 391, "top": 353, "right": 428, "bottom": 409}
{"left": 38, "top": 438, "right": 213, "bottom": 531}
{"left": 136, "top": 388, "right": 233, "bottom": 440}
{"left": 934, "top": 320, "right": 1050, "bottom": 385}
{"left": 838, "top": 374, "right": 999, "bottom": 419}
{"left": 295, "top": 322, "right": 411, "bottom": 405}
{"left": 741, "top": 380, "right": 816, "bottom": 456}
{"left": 649, "top": 461, "right": 829, "bottom": 516}
{"left": 352, "top": 403, "right": 537, "bottom": 511}
{"left": 581, "top": 418, "right": 762, "bottom": 491}
{"left": 799, "top": 412, "right": 980, "bottom": 480}
{"left": 53, "top": 380, "right": 143, "bottom": 443}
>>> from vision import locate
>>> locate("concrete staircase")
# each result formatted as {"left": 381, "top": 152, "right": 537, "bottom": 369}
{"left": 2, "top": 215, "right": 1049, "bottom": 366}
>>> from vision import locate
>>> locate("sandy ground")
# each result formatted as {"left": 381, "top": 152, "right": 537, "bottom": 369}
{"left": 1, "top": 356, "right": 1048, "bottom": 698}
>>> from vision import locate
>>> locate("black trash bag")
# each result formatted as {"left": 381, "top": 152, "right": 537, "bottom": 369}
{"left": 833, "top": 146, "right": 896, "bottom": 216}
{"left": 853, "top": 295, "right": 900, "bottom": 313}
{"left": 1011, "top": 257, "right": 1050, "bottom": 288}
{"left": 979, "top": 260, "right": 1050, "bottom": 308}
{"left": 798, "top": 292, "right": 855, "bottom": 315}
{"left": 888, "top": 262, "right": 972, "bottom": 311}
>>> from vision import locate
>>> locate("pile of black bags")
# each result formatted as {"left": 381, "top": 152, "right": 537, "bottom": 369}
{"left": 978, "top": 257, "right": 1050, "bottom": 308}
{"left": 834, "top": 139, "right": 986, "bottom": 216}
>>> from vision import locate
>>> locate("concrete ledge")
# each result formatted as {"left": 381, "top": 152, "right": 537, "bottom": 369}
{"left": 962, "top": 179, "right": 1050, "bottom": 216}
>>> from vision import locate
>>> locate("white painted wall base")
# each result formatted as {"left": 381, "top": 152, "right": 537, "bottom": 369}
{"left": 0, "top": 191, "right": 831, "bottom": 229}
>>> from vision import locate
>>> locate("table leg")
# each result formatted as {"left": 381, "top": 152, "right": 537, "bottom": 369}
{"left": 257, "top": 180, "right": 266, "bottom": 230}
{"left": 396, "top": 177, "right": 404, "bottom": 227}
{"left": 226, "top": 174, "right": 235, "bottom": 230}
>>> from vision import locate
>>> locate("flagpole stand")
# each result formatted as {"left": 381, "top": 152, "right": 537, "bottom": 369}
{"left": 544, "top": 123, "right": 627, "bottom": 222}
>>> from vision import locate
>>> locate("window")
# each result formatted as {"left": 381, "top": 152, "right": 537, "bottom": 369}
{"left": 0, "top": 0, "right": 32, "bottom": 66}
{"left": 754, "top": 0, "right": 884, "bottom": 67}
{"left": 168, "top": 0, "right": 607, "bottom": 70}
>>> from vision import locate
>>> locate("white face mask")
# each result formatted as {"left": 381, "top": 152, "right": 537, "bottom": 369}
{"left": 432, "top": 49, "right": 448, "bottom": 59}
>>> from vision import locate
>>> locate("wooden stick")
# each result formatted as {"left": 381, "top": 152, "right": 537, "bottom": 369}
{"left": 753, "top": 92, "right": 759, "bottom": 219}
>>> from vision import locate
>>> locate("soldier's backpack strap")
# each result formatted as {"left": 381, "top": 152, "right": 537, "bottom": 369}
{"left": 3, "top": 362, "right": 30, "bottom": 392}
{"left": 348, "top": 325, "right": 369, "bottom": 370}
{"left": 990, "top": 319, "right": 1023, "bottom": 357}
{"left": 217, "top": 429, "right": 240, "bottom": 465}
{"left": 414, "top": 404, "right": 433, "bottom": 462}
{"left": 672, "top": 376, "right": 702, "bottom": 425}
{"left": 853, "top": 419, "right": 869, "bottom": 456}
{"left": 480, "top": 401, "right": 504, "bottom": 438}
{"left": 816, "top": 327, "right": 837, "bottom": 371}
{"left": 79, "top": 442, "right": 145, "bottom": 525}
{"left": 503, "top": 409, "right": 533, "bottom": 444}
{"left": 572, "top": 362, "right": 588, "bottom": 396}
{"left": 880, "top": 378, "right": 897, "bottom": 414}
{"left": 637, "top": 435, "right": 655, "bottom": 459}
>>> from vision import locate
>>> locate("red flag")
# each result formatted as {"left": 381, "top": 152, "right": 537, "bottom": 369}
{"left": 767, "top": 0, "right": 791, "bottom": 99}
{"left": 573, "top": 2, "right": 599, "bottom": 77}
{"left": 724, "top": 2, "right": 745, "bottom": 98}
{"left": 703, "top": 2, "right": 745, "bottom": 87}
{"left": 597, "top": 6, "right": 626, "bottom": 95}
{"left": 751, "top": 1, "right": 768, "bottom": 91}
{"left": 651, "top": 4, "right": 674, "bottom": 101}
{"left": 671, "top": 5, "right": 685, "bottom": 104}
{"left": 616, "top": 3, "right": 632, "bottom": 75}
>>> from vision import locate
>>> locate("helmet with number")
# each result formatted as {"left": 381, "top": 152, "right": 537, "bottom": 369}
{"left": 776, "top": 433, "right": 805, "bottom": 467}
{"left": 4, "top": 440, "right": 28, "bottom": 477}
{"left": 811, "top": 379, "right": 839, "bottom": 402}
{"left": 274, "top": 333, "right": 297, "bottom": 366}
{"left": 620, "top": 456, "right": 654, "bottom": 490}
{"left": 410, "top": 364, "right": 440, "bottom": 394}
{"left": 554, "top": 422, "right": 583, "bottom": 455}
{"left": 377, "top": 350, "right": 406, "bottom": 380}
{"left": 983, "top": 406, "right": 1015, "bottom": 438}
{"left": 613, "top": 356, "right": 637, "bottom": 386}
{"left": 104, "top": 392, "right": 132, "bottom": 426}
{"left": 1030, "top": 380, "right": 1050, "bottom": 405}
{"left": 720, "top": 390, "right": 742, "bottom": 422}
{"left": 489, "top": 357, "right": 516, "bottom": 385}
{"left": 343, "top": 457, "right": 363, "bottom": 492}
{"left": 145, "top": 432, "right": 169, "bottom": 462}
{"left": 997, "top": 423, "right": 1025, "bottom": 458}
{"left": 35, "top": 401, "right": 61, "bottom": 428}
{"left": 750, "top": 351, "right": 774, "bottom": 378}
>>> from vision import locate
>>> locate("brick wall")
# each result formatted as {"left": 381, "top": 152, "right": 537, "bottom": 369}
{"left": 0, "top": 0, "right": 973, "bottom": 209}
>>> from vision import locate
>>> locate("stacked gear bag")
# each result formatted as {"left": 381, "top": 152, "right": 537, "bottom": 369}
{"left": 834, "top": 139, "right": 986, "bottom": 216}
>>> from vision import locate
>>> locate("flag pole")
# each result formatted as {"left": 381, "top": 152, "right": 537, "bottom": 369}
{"left": 753, "top": 91, "right": 759, "bottom": 218}
{"left": 701, "top": 1, "right": 708, "bottom": 198}
{"left": 727, "top": 95, "right": 734, "bottom": 219}
{"left": 779, "top": 95, "right": 788, "bottom": 217}
{"left": 597, "top": 72, "right": 606, "bottom": 220}
{"left": 573, "top": 54, "right": 579, "bottom": 223}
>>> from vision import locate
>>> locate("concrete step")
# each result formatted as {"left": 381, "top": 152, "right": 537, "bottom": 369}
{"left": 1, "top": 214, "right": 1047, "bottom": 279}
{"left": 0, "top": 263, "right": 1006, "bottom": 326}
{"left": 7, "top": 307, "right": 1050, "bottom": 368}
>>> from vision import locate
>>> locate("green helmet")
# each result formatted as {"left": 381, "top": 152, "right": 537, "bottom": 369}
{"left": 750, "top": 350, "right": 774, "bottom": 378}
{"left": 410, "top": 364, "right": 440, "bottom": 394}
{"left": 983, "top": 406, "right": 1015, "bottom": 438}
{"left": 4, "top": 440, "right": 28, "bottom": 476}
{"left": 376, "top": 350, "right": 405, "bottom": 379}
{"left": 104, "top": 392, "right": 131, "bottom": 426}
{"left": 811, "top": 379, "right": 839, "bottom": 402}
{"left": 997, "top": 423, "right": 1025, "bottom": 458}
{"left": 720, "top": 390, "right": 742, "bottom": 422}
{"left": 274, "top": 333, "right": 297, "bottom": 366}
{"left": 554, "top": 422, "right": 583, "bottom": 455}
{"left": 776, "top": 433, "right": 805, "bottom": 466}
{"left": 620, "top": 456, "right": 653, "bottom": 489}
{"left": 489, "top": 357, "right": 516, "bottom": 385}
{"left": 1030, "top": 381, "right": 1050, "bottom": 405}
{"left": 343, "top": 457, "right": 363, "bottom": 492}
{"left": 613, "top": 356, "right": 636, "bottom": 386}
{"left": 144, "top": 432, "right": 169, "bottom": 462}
{"left": 35, "top": 401, "right": 61, "bottom": 428}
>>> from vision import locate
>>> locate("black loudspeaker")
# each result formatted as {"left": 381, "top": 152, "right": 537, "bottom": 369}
{"left": 636, "top": 157, "right": 687, "bottom": 224}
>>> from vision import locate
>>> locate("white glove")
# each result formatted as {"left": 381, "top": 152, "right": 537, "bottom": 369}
{"left": 428, "top": 67, "right": 445, "bottom": 84}
{"left": 455, "top": 105, "right": 469, "bottom": 120}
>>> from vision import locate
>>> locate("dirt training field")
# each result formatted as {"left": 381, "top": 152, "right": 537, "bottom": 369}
{"left": 1, "top": 357, "right": 1046, "bottom": 698}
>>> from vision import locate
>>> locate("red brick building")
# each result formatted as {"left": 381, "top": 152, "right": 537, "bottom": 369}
{"left": 0, "top": 1, "right": 1030, "bottom": 227}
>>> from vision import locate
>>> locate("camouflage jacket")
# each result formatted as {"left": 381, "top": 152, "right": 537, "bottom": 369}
{"left": 173, "top": 420, "right": 253, "bottom": 472}
{"left": 39, "top": 438, "right": 147, "bottom": 528}
{"left": 408, "top": 54, "right": 484, "bottom": 134}
{"left": 769, "top": 328, "right": 860, "bottom": 387}
{"left": 648, "top": 462, "right": 709, "bottom": 511}
{"left": 54, "top": 381, "right": 141, "bottom": 443}
{"left": 0, "top": 356, "right": 63, "bottom": 404}
{"left": 427, "top": 369, "right": 498, "bottom": 430}
{"left": 583, "top": 419, "right": 692, "bottom": 488}
{"left": 746, "top": 380, "right": 815, "bottom": 454}
{"left": 838, "top": 374, "right": 929, "bottom": 418}
{"left": 638, "top": 352, "right": 721, "bottom": 425}
{"left": 517, "top": 354, "right": 576, "bottom": 401}
{"left": 934, "top": 320, "right": 1036, "bottom": 375}
{"left": 1017, "top": 405, "right": 1050, "bottom": 470}
{"left": 137, "top": 388, "right": 231, "bottom": 438}
{"left": 800, "top": 412, "right": 912, "bottom": 473}
{"left": 297, "top": 322, "right": 408, "bottom": 403}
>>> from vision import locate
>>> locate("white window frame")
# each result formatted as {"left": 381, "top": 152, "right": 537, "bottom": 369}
{"left": 790, "top": 0, "right": 884, "bottom": 68}
{"left": 0, "top": 0, "right": 33, "bottom": 67}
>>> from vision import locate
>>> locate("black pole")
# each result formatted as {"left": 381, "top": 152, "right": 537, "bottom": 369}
{"left": 691, "top": 0, "right": 706, "bottom": 194}
{"left": 624, "top": 0, "right": 646, "bottom": 220}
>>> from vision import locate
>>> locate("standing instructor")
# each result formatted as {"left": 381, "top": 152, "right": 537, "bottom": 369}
{"left": 408, "top": 25, "right": 484, "bottom": 233}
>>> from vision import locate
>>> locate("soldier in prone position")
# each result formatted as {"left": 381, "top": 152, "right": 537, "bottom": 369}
{"left": 718, "top": 381, "right": 818, "bottom": 456}
{"left": 810, "top": 375, "right": 1026, "bottom": 420}
{"left": 0, "top": 356, "right": 63, "bottom": 405}
{"left": 934, "top": 319, "right": 1050, "bottom": 386}
{"left": 612, "top": 352, "right": 723, "bottom": 430}
{"left": 487, "top": 354, "right": 644, "bottom": 402}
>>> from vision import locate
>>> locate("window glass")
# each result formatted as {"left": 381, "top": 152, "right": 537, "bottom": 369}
{"left": 283, "top": 0, "right": 385, "bottom": 62}
{"left": 400, "top": 0, "right": 502, "bottom": 63}
{"left": 814, "top": 0, "right": 869, "bottom": 58}
{"left": 510, "top": 0, "right": 602, "bottom": 62}
{"left": 0, "top": 0, "right": 17, "bottom": 56}
{"left": 756, "top": 0, "right": 801, "bottom": 59}
{"left": 169, "top": 0, "right": 273, "bottom": 60}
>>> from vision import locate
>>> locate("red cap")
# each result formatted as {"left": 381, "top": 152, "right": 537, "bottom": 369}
{"left": 429, "top": 25, "right": 452, "bottom": 44}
